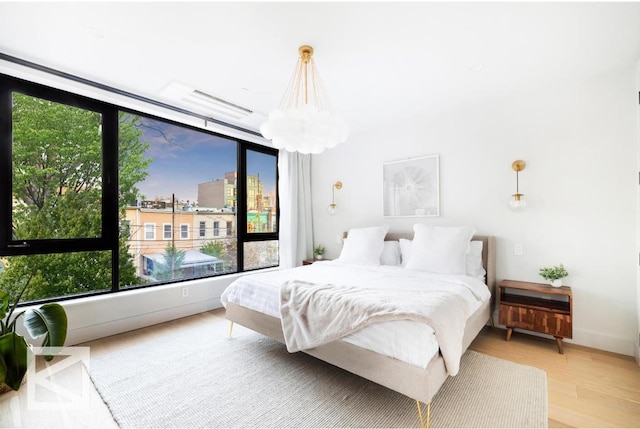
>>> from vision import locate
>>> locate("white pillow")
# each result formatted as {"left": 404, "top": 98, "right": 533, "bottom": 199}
{"left": 399, "top": 238, "right": 413, "bottom": 267}
{"left": 338, "top": 225, "right": 389, "bottom": 265}
{"left": 466, "top": 240, "right": 486, "bottom": 279}
{"left": 401, "top": 237, "right": 486, "bottom": 278}
{"left": 380, "top": 241, "right": 401, "bottom": 266}
{"left": 405, "top": 225, "right": 475, "bottom": 274}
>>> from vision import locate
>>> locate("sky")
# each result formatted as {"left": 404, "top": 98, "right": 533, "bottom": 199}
{"left": 136, "top": 117, "right": 276, "bottom": 204}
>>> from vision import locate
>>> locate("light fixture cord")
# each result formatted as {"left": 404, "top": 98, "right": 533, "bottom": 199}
{"left": 276, "top": 46, "right": 336, "bottom": 113}
{"left": 300, "top": 47, "right": 311, "bottom": 105}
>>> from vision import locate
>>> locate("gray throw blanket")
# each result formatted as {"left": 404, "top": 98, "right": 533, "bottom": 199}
{"left": 280, "top": 280, "right": 467, "bottom": 376}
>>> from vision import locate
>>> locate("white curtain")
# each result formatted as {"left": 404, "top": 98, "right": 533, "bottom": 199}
{"left": 278, "top": 150, "right": 313, "bottom": 269}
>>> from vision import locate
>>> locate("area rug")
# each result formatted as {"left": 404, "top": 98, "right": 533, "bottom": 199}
{"left": 89, "top": 319, "right": 547, "bottom": 428}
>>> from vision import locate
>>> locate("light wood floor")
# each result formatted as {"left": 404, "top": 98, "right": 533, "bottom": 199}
{"left": 469, "top": 324, "right": 640, "bottom": 428}
{"left": 1, "top": 308, "right": 639, "bottom": 428}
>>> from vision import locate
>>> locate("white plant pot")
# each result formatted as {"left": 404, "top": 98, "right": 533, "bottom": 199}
{"left": 315, "top": 255, "right": 323, "bottom": 260}
{"left": 550, "top": 279, "right": 562, "bottom": 287}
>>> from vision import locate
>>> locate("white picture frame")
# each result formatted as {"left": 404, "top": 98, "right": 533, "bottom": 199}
{"left": 383, "top": 154, "right": 440, "bottom": 217}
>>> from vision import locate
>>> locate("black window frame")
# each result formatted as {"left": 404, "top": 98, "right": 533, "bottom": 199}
{"left": 0, "top": 73, "right": 279, "bottom": 304}
{"left": 0, "top": 75, "right": 119, "bottom": 259}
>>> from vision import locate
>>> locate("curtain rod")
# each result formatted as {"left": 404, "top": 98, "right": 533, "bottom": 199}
{"left": 0, "top": 51, "right": 262, "bottom": 137}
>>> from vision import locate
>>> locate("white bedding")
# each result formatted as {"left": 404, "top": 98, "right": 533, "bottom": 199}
{"left": 221, "top": 260, "right": 490, "bottom": 368}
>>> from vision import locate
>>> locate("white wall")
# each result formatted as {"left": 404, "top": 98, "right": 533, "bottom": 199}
{"left": 636, "top": 59, "right": 640, "bottom": 364}
{"left": 311, "top": 65, "right": 639, "bottom": 356}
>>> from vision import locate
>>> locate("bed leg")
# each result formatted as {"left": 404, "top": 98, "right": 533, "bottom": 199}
{"left": 229, "top": 321, "right": 234, "bottom": 337}
{"left": 415, "top": 400, "right": 431, "bottom": 429}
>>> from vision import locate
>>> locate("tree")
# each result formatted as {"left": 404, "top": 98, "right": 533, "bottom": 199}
{"left": 201, "top": 240, "right": 237, "bottom": 273}
{"left": 0, "top": 95, "right": 149, "bottom": 301}
{"left": 119, "top": 113, "right": 152, "bottom": 209}
{"left": 154, "top": 245, "right": 186, "bottom": 281}
{"left": 200, "top": 241, "right": 226, "bottom": 258}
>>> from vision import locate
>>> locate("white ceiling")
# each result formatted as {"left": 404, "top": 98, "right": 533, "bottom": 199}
{"left": 1, "top": 2, "right": 640, "bottom": 134}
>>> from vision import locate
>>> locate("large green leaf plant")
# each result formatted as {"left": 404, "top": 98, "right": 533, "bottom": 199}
{"left": 0, "top": 276, "right": 68, "bottom": 391}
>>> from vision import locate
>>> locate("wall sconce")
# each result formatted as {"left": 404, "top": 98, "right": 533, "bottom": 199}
{"left": 327, "top": 181, "right": 342, "bottom": 215}
{"left": 508, "top": 160, "right": 527, "bottom": 211}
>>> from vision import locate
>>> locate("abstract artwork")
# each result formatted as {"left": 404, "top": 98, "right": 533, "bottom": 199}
{"left": 383, "top": 154, "right": 439, "bottom": 217}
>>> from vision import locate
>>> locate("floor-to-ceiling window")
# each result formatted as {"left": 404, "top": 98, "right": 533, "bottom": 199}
{"left": 0, "top": 74, "right": 278, "bottom": 303}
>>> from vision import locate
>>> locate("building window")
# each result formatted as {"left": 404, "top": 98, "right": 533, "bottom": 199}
{"left": 0, "top": 74, "right": 279, "bottom": 304}
{"left": 144, "top": 224, "right": 156, "bottom": 240}
{"left": 163, "top": 223, "right": 172, "bottom": 240}
{"left": 213, "top": 221, "right": 220, "bottom": 237}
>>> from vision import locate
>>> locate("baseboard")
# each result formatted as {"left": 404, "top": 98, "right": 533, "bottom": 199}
{"left": 11, "top": 274, "right": 241, "bottom": 347}
{"left": 491, "top": 309, "right": 635, "bottom": 356}
{"left": 66, "top": 298, "right": 223, "bottom": 345}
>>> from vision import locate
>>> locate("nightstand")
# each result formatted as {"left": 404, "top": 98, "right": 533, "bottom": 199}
{"left": 498, "top": 279, "right": 573, "bottom": 354}
{"left": 302, "top": 259, "right": 329, "bottom": 265}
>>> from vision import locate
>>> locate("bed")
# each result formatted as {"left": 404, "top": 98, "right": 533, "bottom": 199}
{"left": 222, "top": 225, "right": 496, "bottom": 426}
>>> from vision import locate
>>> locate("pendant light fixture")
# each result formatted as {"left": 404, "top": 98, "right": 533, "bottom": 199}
{"left": 508, "top": 160, "right": 527, "bottom": 211}
{"left": 260, "top": 45, "right": 349, "bottom": 154}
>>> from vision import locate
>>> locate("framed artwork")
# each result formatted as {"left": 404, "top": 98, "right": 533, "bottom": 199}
{"left": 383, "top": 154, "right": 440, "bottom": 217}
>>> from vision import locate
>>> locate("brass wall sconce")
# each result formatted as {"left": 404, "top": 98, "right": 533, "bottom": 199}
{"left": 509, "top": 160, "right": 527, "bottom": 211}
{"left": 328, "top": 181, "right": 342, "bottom": 215}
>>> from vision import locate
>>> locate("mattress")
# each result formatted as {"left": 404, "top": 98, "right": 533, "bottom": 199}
{"left": 221, "top": 260, "right": 490, "bottom": 368}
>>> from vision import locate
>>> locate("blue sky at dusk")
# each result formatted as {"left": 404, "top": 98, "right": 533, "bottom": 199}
{"left": 136, "top": 118, "right": 276, "bottom": 204}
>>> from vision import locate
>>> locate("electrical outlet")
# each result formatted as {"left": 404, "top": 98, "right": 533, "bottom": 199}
{"left": 514, "top": 243, "right": 523, "bottom": 256}
{"left": 182, "top": 287, "right": 189, "bottom": 298}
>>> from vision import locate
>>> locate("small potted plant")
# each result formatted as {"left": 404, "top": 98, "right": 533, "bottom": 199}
{"left": 539, "top": 264, "right": 569, "bottom": 287}
{"left": 313, "top": 245, "right": 326, "bottom": 260}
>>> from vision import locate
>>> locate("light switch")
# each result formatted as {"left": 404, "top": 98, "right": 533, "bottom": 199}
{"left": 514, "top": 243, "right": 524, "bottom": 256}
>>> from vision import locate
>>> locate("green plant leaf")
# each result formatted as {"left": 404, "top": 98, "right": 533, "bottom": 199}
{"left": 0, "top": 291, "right": 8, "bottom": 321}
{"left": 23, "top": 303, "right": 68, "bottom": 348}
{"left": 0, "top": 350, "right": 7, "bottom": 387}
{"left": 0, "top": 332, "right": 29, "bottom": 390}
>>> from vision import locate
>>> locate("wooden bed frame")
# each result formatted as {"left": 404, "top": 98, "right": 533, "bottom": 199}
{"left": 225, "top": 234, "right": 496, "bottom": 421}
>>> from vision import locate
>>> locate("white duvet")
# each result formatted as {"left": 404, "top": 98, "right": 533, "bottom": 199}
{"left": 221, "top": 261, "right": 490, "bottom": 369}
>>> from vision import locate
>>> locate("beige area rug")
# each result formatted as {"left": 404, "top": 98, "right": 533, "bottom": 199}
{"left": 89, "top": 320, "right": 548, "bottom": 428}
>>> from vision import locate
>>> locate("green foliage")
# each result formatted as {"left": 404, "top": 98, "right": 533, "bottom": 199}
{"left": 539, "top": 264, "right": 569, "bottom": 281}
{"left": 11, "top": 94, "right": 103, "bottom": 213}
{"left": 313, "top": 245, "right": 325, "bottom": 256}
{"left": 118, "top": 234, "right": 144, "bottom": 287}
{"left": 201, "top": 241, "right": 226, "bottom": 258}
{"left": 0, "top": 277, "right": 68, "bottom": 391}
{"left": 201, "top": 240, "right": 238, "bottom": 273}
{"left": 119, "top": 113, "right": 152, "bottom": 208}
{"left": 1, "top": 96, "right": 150, "bottom": 301}
{"left": 154, "top": 245, "right": 186, "bottom": 280}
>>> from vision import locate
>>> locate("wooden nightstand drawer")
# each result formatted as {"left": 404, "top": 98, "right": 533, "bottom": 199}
{"left": 499, "top": 304, "right": 572, "bottom": 338}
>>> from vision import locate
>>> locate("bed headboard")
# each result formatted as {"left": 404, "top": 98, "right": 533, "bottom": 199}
{"left": 383, "top": 232, "right": 496, "bottom": 297}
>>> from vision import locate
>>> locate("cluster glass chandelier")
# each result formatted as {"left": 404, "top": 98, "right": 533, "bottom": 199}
{"left": 260, "top": 45, "right": 349, "bottom": 154}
